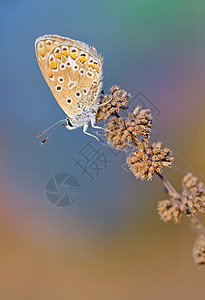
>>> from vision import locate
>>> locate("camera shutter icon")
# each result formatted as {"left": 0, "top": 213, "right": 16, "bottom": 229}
{"left": 45, "top": 172, "right": 80, "bottom": 207}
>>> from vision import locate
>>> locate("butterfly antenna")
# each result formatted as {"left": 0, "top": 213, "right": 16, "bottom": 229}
{"left": 36, "top": 119, "right": 66, "bottom": 138}
{"left": 38, "top": 120, "right": 66, "bottom": 145}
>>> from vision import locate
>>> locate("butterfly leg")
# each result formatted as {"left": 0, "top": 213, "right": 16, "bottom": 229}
{"left": 90, "top": 117, "right": 105, "bottom": 131}
{"left": 91, "top": 117, "right": 113, "bottom": 135}
{"left": 83, "top": 123, "right": 99, "bottom": 141}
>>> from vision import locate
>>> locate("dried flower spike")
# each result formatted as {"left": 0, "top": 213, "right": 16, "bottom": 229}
{"left": 157, "top": 199, "right": 182, "bottom": 223}
{"left": 105, "top": 106, "right": 153, "bottom": 151}
{"left": 126, "top": 106, "right": 153, "bottom": 139}
{"left": 193, "top": 235, "right": 205, "bottom": 265}
{"left": 96, "top": 85, "right": 130, "bottom": 122}
{"left": 105, "top": 117, "right": 132, "bottom": 150}
{"left": 182, "top": 173, "right": 205, "bottom": 216}
{"left": 126, "top": 141, "right": 174, "bottom": 180}
{"left": 98, "top": 85, "right": 205, "bottom": 266}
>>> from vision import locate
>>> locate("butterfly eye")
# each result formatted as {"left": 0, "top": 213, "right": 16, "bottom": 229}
{"left": 92, "top": 80, "right": 98, "bottom": 85}
{"left": 83, "top": 88, "right": 88, "bottom": 95}
{"left": 58, "top": 76, "right": 64, "bottom": 83}
{"left": 60, "top": 63, "right": 66, "bottom": 70}
{"left": 79, "top": 69, "right": 85, "bottom": 75}
{"left": 75, "top": 91, "right": 81, "bottom": 98}
{"left": 36, "top": 41, "right": 45, "bottom": 57}
{"left": 62, "top": 46, "right": 69, "bottom": 58}
{"left": 79, "top": 52, "right": 88, "bottom": 64}
{"left": 70, "top": 47, "right": 78, "bottom": 60}
{"left": 66, "top": 98, "right": 72, "bottom": 104}
{"left": 45, "top": 40, "right": 53, "bottom": 51}
{"left": 54, "top": 47, "right": 61, "bottom": 59}
{"left": 56, "top": 85, "right": 62, "bottom": 91}
{"left": 86, "top": 71, "right": 93, "bottom": 78}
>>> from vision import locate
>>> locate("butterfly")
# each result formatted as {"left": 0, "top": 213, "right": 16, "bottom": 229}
{"left": 35, "top": 34, "right": 105, "bottom": 144}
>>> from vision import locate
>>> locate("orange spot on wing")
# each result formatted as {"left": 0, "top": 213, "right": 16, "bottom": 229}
{"left": 92, "top": 63, "right": 97, "bottom": 69}
{"left": 46, "top": 41, "right": 53, "bottom": 51}
{"left": 55, "top": 52, "right": 61, "bottom": 59}
{"left": 79, "top": 55, "right": 87, "bottom": 63}
{"left": 70, "top": 52, "right": 78, "bottom": 60}
{"left": 62, "top": 50, "right": 69, "bottom": 57}
{"left": 48, "top": 69, "right": 53, "bottom": 77}
{"left": 46, "top": 45, "right": 52, "bottom": 51}
{"left": 37, "top": 41, "right": 45, "bottom": 57}
{"left": 50, "top": 61, "right": 57, "bottom": 69}
{"left": 88, "top": 63, "right": 97, "bottom": 69}
{"left": 39, "top": 49, "right": 45, "bottom": 57}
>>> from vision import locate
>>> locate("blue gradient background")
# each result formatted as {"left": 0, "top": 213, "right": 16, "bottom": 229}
{"left": 0, "top": 0, "right": 205, "bottom": 299}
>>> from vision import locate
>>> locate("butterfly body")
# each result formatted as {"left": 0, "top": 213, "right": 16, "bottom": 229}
{"left": 35, "top": 34, "right": 103, "bottom": 134}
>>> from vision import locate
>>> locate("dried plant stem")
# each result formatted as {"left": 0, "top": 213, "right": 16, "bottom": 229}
{"left": 190, "top": 215, "right": 205, "bottom": 236}
{"left": 156, "top": 172, "right": 180, "bottom": 197}
{"left": 157, "top": 172, "right": 205, "bottom": 236}
{"left": 97, "top": 85, "right": 205, "bottom": 265}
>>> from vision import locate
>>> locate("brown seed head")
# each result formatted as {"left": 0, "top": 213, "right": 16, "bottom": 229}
{"left": 105, "top": 106, "right": 153, "bottom": 151}
{"left": 126, "top": 141, "right": 174, "bottom": 180}
{"left": 157, "top": 199, "right": 182, "bottom": 223}
{"left": 96, "top": 85, "right": 131, "bottom": 122}
{"left": 105, "top": 117, "right": 132, "bottom": 150}
{"left": 181, "top": 173, "right": 205, "bottom": 216}
{"left": 193, "top": 235, "right": 205, "bottom": 265}
{"left": 125, "top": 106, "right": 153, "bottom": 139}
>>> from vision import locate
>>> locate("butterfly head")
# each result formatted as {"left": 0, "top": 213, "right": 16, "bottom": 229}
{"left": 65, "top": 118, "right": 75, "bottom": 130}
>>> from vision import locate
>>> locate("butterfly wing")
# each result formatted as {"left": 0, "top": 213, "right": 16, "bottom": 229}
{"left": 35, "top": 35, "right": 103, "bottom": 119}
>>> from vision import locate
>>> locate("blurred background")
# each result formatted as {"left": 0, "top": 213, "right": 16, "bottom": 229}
{"left": 1, "top": 0, "right": 205, "bottom": 299}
